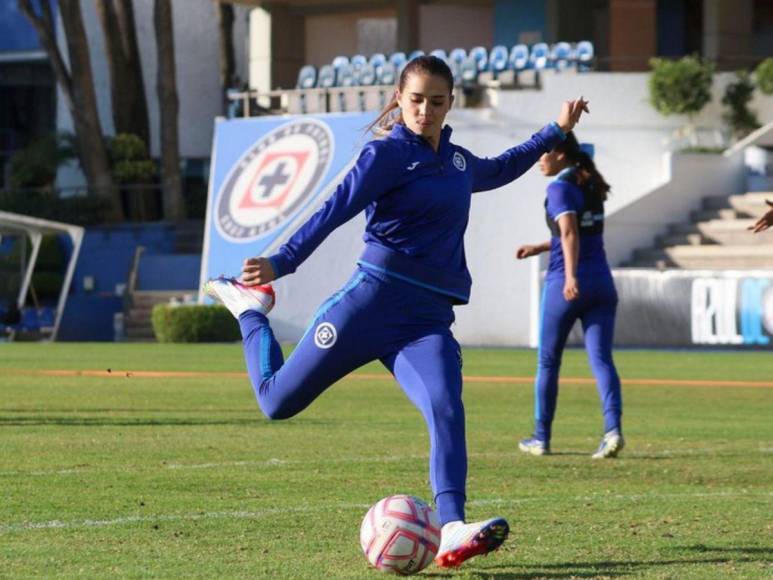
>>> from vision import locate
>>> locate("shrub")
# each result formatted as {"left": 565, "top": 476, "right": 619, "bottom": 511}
{"left": 151, "top": 304, "right": 240, "bottom": 343}
{"left": 649, "top": 56, "right": 714, "bottom": 118}
{"left": 108, "top": 133, "right": 155, "bottom": 184}
{"left": 722, "top": 70, "right": 760, "bottom": 141}
{"left": 9, "top": 133, "right": 75, "bottom": 189}
{"left": 755, "top": 58, "right": 773, "bottom": 95}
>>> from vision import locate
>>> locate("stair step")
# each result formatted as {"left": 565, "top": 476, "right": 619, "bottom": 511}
{"left": 656, "top": 232, "right": 709, "bottom": 247}
{"left": 690, "top": 208, "right": 739, "bottom": 222}
{"left": 630, "top": 245, "right": 773, "bottom": 269}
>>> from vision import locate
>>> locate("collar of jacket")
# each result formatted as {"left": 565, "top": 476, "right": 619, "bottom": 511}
{"left": 388, "top": 123, "right": 453, "bottom": 156}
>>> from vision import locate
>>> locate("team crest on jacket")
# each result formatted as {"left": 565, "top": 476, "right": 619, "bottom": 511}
{"left": 452, "top": 151, "right": 467, "bottom": 172}
{"left": 215, "top": 119, "right": 333, "bottom": 242}
{"left": 314, "top": 322, "right": 337, "bottom": 349}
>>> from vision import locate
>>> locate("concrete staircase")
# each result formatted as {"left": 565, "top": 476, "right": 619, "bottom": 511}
{"left": 624, "top": 192, "right": 773, "bottom": 269}
{"left": 125, "top": 290, "right": 193, "bottom": 342}
{"left": 124, "top": 220, "right": 205, "bottom": 342}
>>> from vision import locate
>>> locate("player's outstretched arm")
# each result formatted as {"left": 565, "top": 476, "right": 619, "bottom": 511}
{"left": 749, "top": 200, "right": 773, "bottom": 233}
{"left": 471, "top": 97, "right": 589, "bottom": 192}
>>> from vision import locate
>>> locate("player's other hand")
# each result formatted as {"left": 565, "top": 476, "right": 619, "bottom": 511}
{"left": 748, "top": 200, "right": 773, "bottom": 233}
{"left": 516, "top": 245, "right": 541, "bottom": 259}
{"left": 241, "top": 257, "right": 276, "bottom": 285}
{"left": 563, "top": 276, "right": 580, "bottom": 301}
{"left": 557, "top": 97, "right": 590, "bottom": 134}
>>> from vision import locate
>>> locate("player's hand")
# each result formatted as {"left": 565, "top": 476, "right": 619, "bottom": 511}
{"left": 563, "top": 276, "right": 579, "bottom": 301}
{"left": 556, "top": 97, "right": 590, "bottom": 134}
{"left": 748, "top": 200, "right": 773, "bottom": 233}
{"left": 241, "top": 257, "right": 276, "bottom": 286}
{"left": 516, "top": 245, "right": 540, "bottom": 259}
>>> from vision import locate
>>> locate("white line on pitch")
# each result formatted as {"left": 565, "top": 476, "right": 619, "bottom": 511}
{"left": 2, "top": 491, "right": 770, "bottom": 533}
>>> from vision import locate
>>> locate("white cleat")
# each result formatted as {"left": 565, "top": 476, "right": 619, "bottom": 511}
{"left": 592, "top": 429, "right": 625, "bottom": 459}
{"left": 204, "top": 276, "right": 275, "bottom": 318}
{"left": 434, "top": 517, "right": 509, "bottom": 568}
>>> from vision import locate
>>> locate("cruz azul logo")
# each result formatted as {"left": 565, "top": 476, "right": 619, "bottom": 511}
{"left": 216, "top": 119, "right": 333, "bottom": 242}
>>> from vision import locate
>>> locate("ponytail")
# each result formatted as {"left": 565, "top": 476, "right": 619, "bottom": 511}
{"left": 556, "top": 132, "right": 610, "bottom": 202}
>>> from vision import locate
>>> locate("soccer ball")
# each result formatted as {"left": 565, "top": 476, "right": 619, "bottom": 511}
{"left": 359, "top": 494, "right": 441, "bottom": 575}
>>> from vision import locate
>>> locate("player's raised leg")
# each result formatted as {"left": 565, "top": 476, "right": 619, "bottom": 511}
{"left": 206, "top": 272, "right": 381, "bottom": 420}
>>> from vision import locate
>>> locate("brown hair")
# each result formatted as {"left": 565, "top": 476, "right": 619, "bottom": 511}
{"left": 555, "top": 132, "right": 610, "bottom": 202}
{"left": 367, "top": 55, "right": 454, "bottom": 135}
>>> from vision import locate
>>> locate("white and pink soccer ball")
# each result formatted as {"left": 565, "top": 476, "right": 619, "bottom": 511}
{"left": 360, "top": 494, "right": 441, "bottom": 575}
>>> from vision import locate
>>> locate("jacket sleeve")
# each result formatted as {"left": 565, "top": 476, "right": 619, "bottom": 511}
{"left": 267, "top": 143, "right": 394, "bottom": 278}
{"left": 469, "top": 122, "right": 566, "bottom": 193}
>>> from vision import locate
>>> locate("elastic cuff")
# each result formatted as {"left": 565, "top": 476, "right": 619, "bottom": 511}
{"left": 548, "top": 121, "right": 567, "bottom": 141}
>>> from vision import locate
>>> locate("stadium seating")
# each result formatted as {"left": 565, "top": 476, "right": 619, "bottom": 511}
{"left": 280, "top": 41, "right": 596, "bottom": 114}
{"left": 448, "top": 48, "right": 467, "bottom": 67}
{"left": 429, "top": 48, "right": 448, "bottom": 62}
{"left": 468, "top": 46, "right": 488, "bottom": 73}
{"left": 369, "top": 53, "right": 386, "bottom": 71}
{"left": 488, "top": 45, "right": 509, "bottom": 78}
{"left": 551, "top": 41, "right": 574, "bottom": 70}
{"left": 576, "top": 40, "right": 594, "bottom": 71}
{"left": 509, "top": 44, "right": 530, "bottom": 71}
{"left": 530, "top": 42, "right": 550, "bottom": 70}
{"left": 389, "top": 51, "right": 407, "bottom": 73}
{"left": 296, "top": 65, "right": 317, "bottom": 89}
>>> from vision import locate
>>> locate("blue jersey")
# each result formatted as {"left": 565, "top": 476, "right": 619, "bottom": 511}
{"left": 544, "top": 168, "right": 610, "bottom": 280}
{"left": 269, "top": 121, "right": 565, "bottom": 303}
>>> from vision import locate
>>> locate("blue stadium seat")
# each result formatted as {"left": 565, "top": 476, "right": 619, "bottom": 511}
{"left": 359, "top": 62, "right": 377, "bottom": 86}
{"left": 551, "top": 42, "right": 573, "bottom": 70}
{"left": 530, "top": 42, "right": 550, "bottom": 70}
{"left": 337, "top": 63, "right": 357, "bottom": 87}
{"left": 378, "top": 62, "right": 397, "bottom": 86}
{"left": 408, "top": 49, "right": 425, "bottom": 62}
{"left": 296, "top": 65, "right": 317, "bottom": 89}
{"left": 19, "top": 307, "right": 39, "bottom": 332}
{"left": 429, "top": 48, "right": 448, "bottom": 62}
{"left": 317, "top": 64, "right": 336, "bottom": 88}
{"left": 449, "top": 48, "right": 467, "bottom": 68}
{"left": 389, "top": 51, "right": 407, "bottom": 71}
{"left": 468, "top": 46, "right": 488, "bottom": 72}
{"left": 351, "top": 54, "right": 368, "bottom": 70}
{"left": 509, "top": 44, "right": 530, "bottom": 71}
{"left": 369, "top": 53, "right": 387, "bottom": 71}
{"left": 460, "top": 56, "right": 479, "bottom": 85}
{"left": 575, "top": 40, "right": 594, "bottom": 71}
{"left": 488, "top": 45, "right": 509, "bottom": 78}
{"left": 332, "top": 55, "right": 350, "bottom": 69}
{"left": 449, "top": 60, "right": 462, "bottom": 85}
{"left": 37, "top": 307, "right": 55, "bottom": 329}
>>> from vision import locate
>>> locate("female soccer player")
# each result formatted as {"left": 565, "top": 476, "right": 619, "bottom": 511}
{"left": 516, "top": 132, "right": 623, "bottom": 459}
{"left": 749, "top": 199, "right": 773, "bottom": 233}
{"left": 206, "top": 56, "right": 587, "bottom": 567}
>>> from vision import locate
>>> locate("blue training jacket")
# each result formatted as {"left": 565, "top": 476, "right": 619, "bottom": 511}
{"left": 269, "top": 121, "right": 565, "bottom": 304}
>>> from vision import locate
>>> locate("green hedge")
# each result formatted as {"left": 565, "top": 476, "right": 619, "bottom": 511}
{"left": 151, "top": 304, "right": 241, "bottom": 343}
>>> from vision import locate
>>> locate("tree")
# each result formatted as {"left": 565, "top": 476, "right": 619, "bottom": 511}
{"left": 19, "top": 0, "right": 124, "bottom": 221}
{"left": 154, "top": 0, "right": 186, "bottom": 222}
{"left": 94, "top": 0, "right": 150, "bottom": 148}
{"left": 755, "top": 58, "right": 773, "bottom": 95}
{"left": 215, "top": 0, "right": 236, "bottom": 115}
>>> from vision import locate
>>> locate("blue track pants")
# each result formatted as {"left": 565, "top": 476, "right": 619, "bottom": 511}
{"left": 238, "top": 269, "right": 466, "bottom": 524}
{"left": 534, "top": 275, "right": 622, "bottom": 443}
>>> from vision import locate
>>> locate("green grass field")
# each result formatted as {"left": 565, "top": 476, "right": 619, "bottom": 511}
{"left": 1, "top": 344, "right": 771, "bottom": 578}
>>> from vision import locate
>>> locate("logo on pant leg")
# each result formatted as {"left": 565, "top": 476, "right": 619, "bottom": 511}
{"left": 314, "top": 322, "right": 337, "bottom": 349}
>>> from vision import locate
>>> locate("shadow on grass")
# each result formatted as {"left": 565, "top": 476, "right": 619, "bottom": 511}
{"left": 421, "top": 545, "right": 769, "bottom": 578}
{"left": 0, "top": 415, "right": 334, "bottom": 427}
